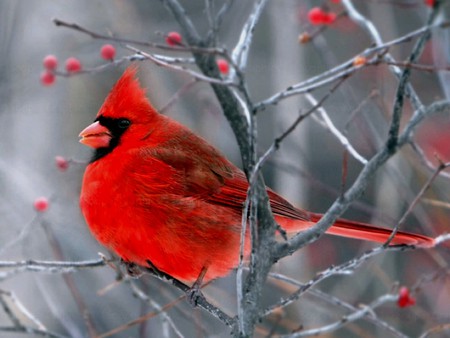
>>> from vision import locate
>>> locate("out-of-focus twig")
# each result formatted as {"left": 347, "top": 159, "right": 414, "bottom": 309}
{"left": 305, "top": 93, "right": 368, "bottom": 165}
{"left": 53, "top": 18, "right": 225, "bottom": 54}
{"left": 263, "top": 243, "right": 425, "bottom": 318}
{"left": 231, "top": 0, "right": 268, "bottom": 71}
{"left": 255, "top": 21, "right": 450, "bottom": 111}
{"left": 125, "top": 45, "right": 235, "bottom": 86}
{"left": 384, "top": 162, "right": 450, "bottom": 246}
{"left": 0, "top": 257, "right": 110, "bottom": 281}
{"left": 0, "top": 290, "right": 67, "bottom": 338}
{"left": 280, "top": 294, "right": 398, "bottom": 337}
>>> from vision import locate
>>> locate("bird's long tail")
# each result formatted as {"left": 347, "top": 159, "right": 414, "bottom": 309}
{"left": 277, "top": 213, "right": 435, "bottom": 248}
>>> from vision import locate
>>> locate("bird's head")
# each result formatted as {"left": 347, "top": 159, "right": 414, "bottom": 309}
{"left": 79, "top": 66, "right": 158, "bottom": 161}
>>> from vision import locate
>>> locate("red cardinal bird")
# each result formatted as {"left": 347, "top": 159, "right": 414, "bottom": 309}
{"left": 79, "top": 67, "right": 434, "bottom": 283}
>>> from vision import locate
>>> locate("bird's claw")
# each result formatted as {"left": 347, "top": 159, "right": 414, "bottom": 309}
{"left": 122, "top": 261, "right": 144, "bottom": 278}
{"left": 187, "top": 285, "right": 205, "bottom": 307}
{"left": 186, "top": 266, "right": 208, "bottom": 307}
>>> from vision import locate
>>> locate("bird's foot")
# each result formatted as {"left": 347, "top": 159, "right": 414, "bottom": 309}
{"left": 122, "top": 260, "right": 144, "bottom": 278}
{"left": 187, "top": 284, "right": 205, "bottom": 307}
{"left": 186, "top": 266, "right": 208, "bottom": 307}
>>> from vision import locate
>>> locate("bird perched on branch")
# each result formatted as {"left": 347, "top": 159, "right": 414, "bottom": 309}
{"left": 79, "top": 67, "right": 434, "bottom": 283}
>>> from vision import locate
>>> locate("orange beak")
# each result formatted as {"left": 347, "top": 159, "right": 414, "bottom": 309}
{"left": 79, "top": 121, "right": 112, "bottom": 149}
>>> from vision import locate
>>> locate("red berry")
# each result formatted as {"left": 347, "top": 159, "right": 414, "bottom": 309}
{"left": 322, "top": 12, "right": 337, "bottom": 25}
{"left": 34, "top": 197, "right": 49, "bottom": 212}
{"left": 166, "top": 31, "right": 182, "bottom": 46}
{"left": 55, "top": 156, "right": 69, "bottom": 171}
{"left": 308, "top": 7, "right": 336, "bottom": 25}
{"left": 216, "top": 59, "right": 229, "bottom": 75}
{"left": 425, "top": 0, "right": 435, "bottom": 6}
{"left": 43, "top": 55, "right": 58, "bottom": 70}
{"left": 308, "top": 7, "right": 325, "bottom": 25}
{"left": 397, "top": 287, "right": 416, "bottom": 308}
{"left": 65, "top": 57, "right": 82, "bottom": 73}
{"left": 40, "top": 70, "right": 56, "bottom": 86}
{"left": 100, "top": 44, "right": 116, "bottom": 60}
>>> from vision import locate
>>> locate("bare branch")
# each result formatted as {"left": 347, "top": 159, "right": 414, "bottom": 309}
{"left": 125, "top": 45, "right": 235, "bottom": 86}
{"left": 274, "top": 101, "right": 448, "bottom": 260}
{"left": 263, "top": 244, "right": 419, "bottom": 318}
{"left": 0, "top": 258, "right": 108, "bottom": 270}
{"left": 231, "top": 0, "right": 269, "bottom": 71}
{"left": 53, "top": 18, "right": 224, "bottom": 54}
{"left": 280, "top": 294, "right": 397, "bottom": 337}
{"left": 0, "top": 290, "right": 67, "bottom": 338}
{"left": 384, "top": 161, "right": 450, "bottom": 246}
{"left": 309, "top": 289, "right": 408, "bottom": 338}
{"left": 306, "top": 93, "right": 368, "bottom": 165}
{"left": 419, "top": 324, "right": 450, "bottom": 338}
{"left": 256, "top": 21, "right": 450, "bottom": 111}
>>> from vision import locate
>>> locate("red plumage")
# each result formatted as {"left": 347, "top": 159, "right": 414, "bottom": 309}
{"left": 79, "top": 67, "right": 434, "bottom": 283}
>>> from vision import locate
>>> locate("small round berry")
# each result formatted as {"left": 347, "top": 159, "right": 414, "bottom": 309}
{"left": 55, "top": 156, "right": 69, "bottom": 171}
{"left": 322, "top": 12, "right": 337, "bottom": 25}
{"left": 353, "top": 55, "right": 367, "bottom": 67}
{"left": 308, "top": 7, "right": 325, "bottom": 25}
{"left": 40, "top": 70, "right": 56, "bottom": 86}
{"left": 100, "top": 44, "right": 116, "bottom": 60}
{"left": 425, "top": 0, "right": 435, "bottom": 6}
{"left": 43, "top": 55, "right": 58, "bottom": 70}
{"left": 397, "top": 286, "right": 416, "bottom": 308}
{"left": 216, "top": 59, "right": 229, "bottom": 75}
{"left": 65, "top": 57, "right": 82, "bottom": 73}
{"left": 166, "top": 31, "right": 182, "bottom": 46}
{"left": 34, "top": 197, "right": 49, "bottom": 212}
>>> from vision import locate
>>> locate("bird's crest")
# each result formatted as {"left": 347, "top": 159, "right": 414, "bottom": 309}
{"left": 97, "top": 66, "right": 157, "bottom": 121}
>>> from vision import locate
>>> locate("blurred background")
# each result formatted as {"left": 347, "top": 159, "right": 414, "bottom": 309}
{"left": 1, "top": 0, "right": 450, "bottom": 337}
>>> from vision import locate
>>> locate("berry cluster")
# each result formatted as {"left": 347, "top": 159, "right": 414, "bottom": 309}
{"left": 308, "top": 7, "right": 337, "bottom": 26}
{"left": 40, "top": 44, "right": 116, "bottom": 86}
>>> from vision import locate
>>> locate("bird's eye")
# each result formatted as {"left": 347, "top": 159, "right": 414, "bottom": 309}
{"left": 118, "top": 119, "right": 131, "bottom": 129}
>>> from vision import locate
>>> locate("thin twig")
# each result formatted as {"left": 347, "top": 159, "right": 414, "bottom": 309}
{"left": 309, "top": 289, "right": 408, "bottom": 338}
{"left": 159, "top": 78, "right": 199, "bottom": 114}
{"left": 419, "top": 324, "right": 450, "bottom": 338}
{"left": 306, "top": 93, "right": 368, "bottom": 165}
{"left": 263, "top": 244, "right": 416, "bottom": 318}
{"left": 231, "top": 0, "right": 269, "bottom": 71}
{"left": 53, "top": 18, "right": 225, "bottom": 55}
{"left": 125, "top": 45, "right": 235, "bottom": 86}
{"left": 0, "top": 326, "right": 68, "bottom": 338}
{"left": 255, "top": 21, "right": 450, "bottom": 111}
{"left": 384, "top": 162, "right": 450, "bottom": 246}
{"left": 0, "top": 290, "right": 46, "bottom": 331}
{"left": 0, "top": 257, "right": 108, "bottom": 272}
{"left": 128, "top": 281, "right": 185, "bottom": 338}
{"left": 139, "top": 265, "right": 235, "bottom": 328}
{"left": 274, "top": 100, "right": 448, "bottom": 260}
{"left": 280, "top": 294, "right": 397, "bottom": 337}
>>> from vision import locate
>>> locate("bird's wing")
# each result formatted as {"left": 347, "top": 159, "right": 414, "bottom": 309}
{"left": 143, "top": 144, "right": 310, "bottom": 221}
